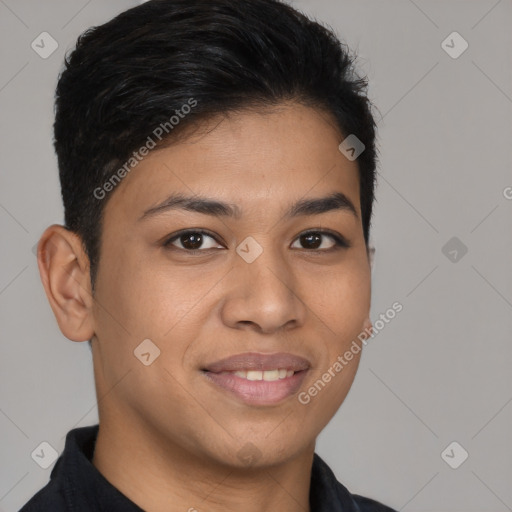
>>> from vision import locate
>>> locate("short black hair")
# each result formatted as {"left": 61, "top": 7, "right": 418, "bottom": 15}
{"left": 54, "top": 0, "right": 379, "bottom": 292}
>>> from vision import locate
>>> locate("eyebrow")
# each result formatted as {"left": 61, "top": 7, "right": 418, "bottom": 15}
{"left": 139, "top": 191, "right": 358, "bottom": 221}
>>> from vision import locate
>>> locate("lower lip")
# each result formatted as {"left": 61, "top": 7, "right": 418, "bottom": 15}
{"left": 202, "top": 370, "right": 309, "bottom": 406}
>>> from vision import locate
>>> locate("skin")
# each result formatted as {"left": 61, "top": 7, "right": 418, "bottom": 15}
{"left": 37, "top": 102, "right": 373, "bottom": 512}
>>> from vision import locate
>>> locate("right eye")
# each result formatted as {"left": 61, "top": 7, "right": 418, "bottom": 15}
{"left": 163, "top": 229, "right": 225, "bottom": 253}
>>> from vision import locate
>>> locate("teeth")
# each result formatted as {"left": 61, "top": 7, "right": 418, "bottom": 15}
{"left": 229, "top": 369, "right": 295, "bottom": 381}
{"left": 246, "top": 370, "right": 263, "bottom": 381}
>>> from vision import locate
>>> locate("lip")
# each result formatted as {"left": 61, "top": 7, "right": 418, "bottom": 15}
{"left": 203, "top": 369, "right": 309, "bottom": 406}
{"left": 201, "top": 352, "right": 311, "bottom": 406}
{"left": 202, "top": 351, "right": 311, "bottom": 373}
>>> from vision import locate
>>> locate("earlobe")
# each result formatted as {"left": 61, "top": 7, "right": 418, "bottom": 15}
{"left": 36, "top": 224, "right": 95, "bottom": 342}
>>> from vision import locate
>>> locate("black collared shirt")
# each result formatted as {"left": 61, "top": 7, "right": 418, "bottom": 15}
{"left": 20, "top": 425, "right": 397, "bottom": 511}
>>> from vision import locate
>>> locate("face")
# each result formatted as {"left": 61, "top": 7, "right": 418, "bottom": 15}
{"left": 90, "top": 102, "right": 371, "bottom": 467}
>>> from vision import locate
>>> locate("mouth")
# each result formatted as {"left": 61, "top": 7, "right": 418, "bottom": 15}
{"left": 201, "top": 352, "right": 311, "bottom": 405}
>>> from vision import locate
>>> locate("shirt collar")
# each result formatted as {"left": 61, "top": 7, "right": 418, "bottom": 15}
{"left": 52, "top": 424, "right": 361, "bottom": 512}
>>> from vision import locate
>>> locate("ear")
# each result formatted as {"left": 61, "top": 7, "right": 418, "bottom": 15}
{"left": 36, "top": 224, "right": 95, "bottom": 342}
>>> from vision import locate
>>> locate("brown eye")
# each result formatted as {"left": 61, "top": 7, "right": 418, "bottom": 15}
{"left": 179, "top": 232, "right": 203, "bottom": 250}
{"left": 164, "top": 230, "right": 223, "bottom": 252}
{"left": 299, "top": 232, "right": 323, "bottom": 249}
{"left": 291, "top": 230, "right": 349, "bottom": 251}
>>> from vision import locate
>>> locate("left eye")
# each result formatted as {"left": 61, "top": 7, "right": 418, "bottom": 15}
{"left": 290, "top": 231, "right": 347, "bottom": 251}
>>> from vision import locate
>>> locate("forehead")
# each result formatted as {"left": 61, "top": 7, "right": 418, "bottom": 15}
{"left": 103, "top": 103, "right": 361, "bottom": 224}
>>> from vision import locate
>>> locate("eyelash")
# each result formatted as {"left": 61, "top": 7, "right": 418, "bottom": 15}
{"left": 162, "top": 229, "right": 350, "bottom": 254}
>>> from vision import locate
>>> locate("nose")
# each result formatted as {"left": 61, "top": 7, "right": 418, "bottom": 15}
{"left": 220, "top": 249, "right": 307, "bottom": 335}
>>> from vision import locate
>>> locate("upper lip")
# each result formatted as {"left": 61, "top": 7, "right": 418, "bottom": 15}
{"left": 202, "top": 352, "right": 311, "bottom": 373}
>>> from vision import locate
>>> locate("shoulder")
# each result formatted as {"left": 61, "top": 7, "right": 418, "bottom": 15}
{"left": 18, "top": 477, "right": 67, "bottom": 511}
{"left": 311, "top": 452, "right": 397, "bottom": 512}
{"left": 18, "top": 425, "right": 102, "bottom": 511}
{"left": 352, "top": 493, "right": 398, "bottom": 512}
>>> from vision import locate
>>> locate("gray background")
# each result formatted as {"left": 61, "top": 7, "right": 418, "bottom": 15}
{"left": 1, "top": 0, "right": 511, "bottom": 510}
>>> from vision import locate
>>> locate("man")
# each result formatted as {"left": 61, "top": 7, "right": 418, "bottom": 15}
{"left": 22, "top": 0, "right": 397, "bottom": 510}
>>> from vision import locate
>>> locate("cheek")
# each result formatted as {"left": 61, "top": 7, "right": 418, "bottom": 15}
{"left": 95, "top": 258, "right": 223, "bottom": 379}
{"left": 95, "top": 243, "right": 182, "bottom": 336}
{"left": 91, "top": 250, "right": 176, "bottom": 376}
{"left": 294, "top": 346, "right": 361, "bottom": 442}
{"left": 297, "top": 257, "right": 369, "bottom": 413}
{"left": 304, "top": 261, "right": 371, "bottom": 341}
